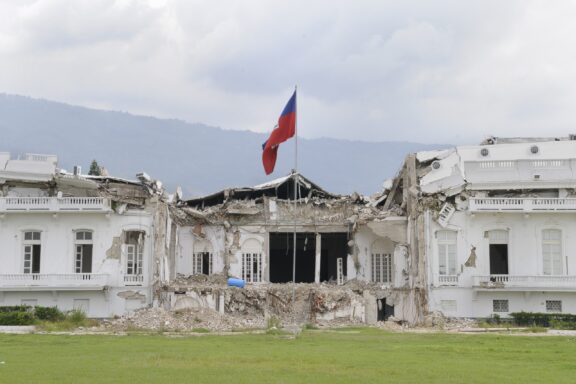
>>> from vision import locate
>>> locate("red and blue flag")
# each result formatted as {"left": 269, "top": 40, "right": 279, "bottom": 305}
{"left": 262, "top": 91, "right": 296, "bottom": 175}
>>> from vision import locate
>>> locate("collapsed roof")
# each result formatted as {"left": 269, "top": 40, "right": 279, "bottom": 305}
{"left": 183, "top": 172, "right": 338, "bottom": 208}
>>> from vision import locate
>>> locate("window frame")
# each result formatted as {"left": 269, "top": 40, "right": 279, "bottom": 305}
{"left": 492, "top": 299, "right": 509, "bottom": 313}
{"left": 74, "top": 230, "right": 93, "bottom": 274}
{"left": 192, "top": 252, "right": 213, "bottom": 275}
{"left": 546, "top": 300, "right": 562, "bottom": 313}
{"left": 22, "top": 230, "right": 42, "bottom": 274}
{"left": 124, "top": 231, "right": 145, "bottom": 276}
{"left": 241, "top": 239, "right": 263, "bottom": 283}
{"left": 371, "top": 252, "right": 392, "bottom": 283}
{"left": 242, "top": 252, "right": 262, "bottom": 283}
{"left": 542, "top": 229, "right": 563, "bottom": 275}
{"left": 437, "top": 230, "right": 457, "bottom": 276}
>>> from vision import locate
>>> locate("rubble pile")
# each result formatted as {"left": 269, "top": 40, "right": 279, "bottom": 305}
{"left": 103, "top": 283, "right": 376, "bottom": 332}
{"left": 170, "top": 272, "right": 228, "bottom": 286}
{"left": 221, "top": 284, "right": 364, "bottom": 326}
{"left": 100, "top": 307, "right": 266, "bottom": 333}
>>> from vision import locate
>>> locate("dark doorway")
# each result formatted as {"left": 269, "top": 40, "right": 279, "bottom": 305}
{"left": 377, "top": 298, "right": 395, "bottom": 321}
{"left": 320, "top": 233, "right": 348, "bottom": 282}
{"left": 31, "top": 245, "right": 41, "bottom": 273}
{"left": 75, "top": 244, "right": 93, "bottom": 273}
{"left": 201, "top": 253, "right": 211, "bottom": 275}
{"left": 269, "top": 233, "right": 316, "bottom": 283}
{"left": 489, "top": 244, "right": 509, "bottom": 275}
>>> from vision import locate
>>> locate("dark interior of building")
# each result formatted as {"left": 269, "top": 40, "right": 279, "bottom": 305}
{"left": 319, "top": 233, "right": 348, "bottom": 282}
{"left": 269, "top": 232, "right": 349, "bottom": 283}
{"left": 269, "top": 233, "right": 316, "bottom": 283}
{"left": 489, "top": 244, "right": 509, "bottom": 275}
{"left": 377, "top": 298, "right": 395, "bottom": 321}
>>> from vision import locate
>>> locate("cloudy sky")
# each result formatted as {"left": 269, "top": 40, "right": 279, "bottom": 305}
{"left": 0, "top": 0, "right": 575, "bottom": 144}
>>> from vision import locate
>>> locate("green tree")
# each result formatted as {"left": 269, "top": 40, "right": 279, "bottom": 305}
{"left": 88, "top": 160, "right": 101, "bottom": 176}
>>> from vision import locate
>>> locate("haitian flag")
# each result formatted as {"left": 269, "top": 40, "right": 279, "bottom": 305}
{"left": 262, "top": 90, "right": 297, "bottom": 175}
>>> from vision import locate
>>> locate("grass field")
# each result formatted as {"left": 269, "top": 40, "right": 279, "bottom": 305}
{"left": 1, "top": 328, "right": 576, "bottom": 383}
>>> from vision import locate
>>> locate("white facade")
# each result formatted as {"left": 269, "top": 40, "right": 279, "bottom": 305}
{"left": 0, "top": 154, "right": 161, "bottom": 317}
{"left": 421, "top": 138, "right": 576, "bottom": 318}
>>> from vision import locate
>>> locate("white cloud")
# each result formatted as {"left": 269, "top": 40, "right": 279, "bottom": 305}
{"left": 1, "top": 0, "right": 576, "bottom": 144}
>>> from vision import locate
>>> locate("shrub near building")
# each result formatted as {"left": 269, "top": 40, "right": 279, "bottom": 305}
{"left": 0, "top": 306, "right": 93, "bottom": 329}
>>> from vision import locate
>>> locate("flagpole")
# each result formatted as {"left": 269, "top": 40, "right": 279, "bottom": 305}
{"left": 292, "top": 85, "right": 298, "bottom": 306}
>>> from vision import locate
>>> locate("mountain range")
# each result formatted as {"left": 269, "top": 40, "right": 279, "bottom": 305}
{"left": 0, "top": 93, "right": 446, "bottom": 197}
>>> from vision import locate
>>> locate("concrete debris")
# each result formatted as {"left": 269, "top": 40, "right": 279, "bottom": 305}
{"left": 177, "top": 186, "right": 398, "bottom": 227}
{"left": 437, "top": 203, "right": 455, "bottom": 227}
{"left": 100, "top": 307, "right": 266, "bottom": 333}
{"left": 423, "top": 311, "right": 446, "bottom": 328}
{"left": 415, "top": 148, "right": 455, "bottom": 163}
{"left": 100, "top": 283, "right": 388, "bottom": 332}
{"left": 419, "top": 151, "right": 465, "bottom": 196}
{"left": 171, "top": 273, "right": 229, "bottom": 286}
{"left": 155, "top": 282, "right": 397, "bottom": 330}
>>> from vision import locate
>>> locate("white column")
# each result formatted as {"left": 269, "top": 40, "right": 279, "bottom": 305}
{"left": 315, "top": 233, "right": 321, "bottom": 283}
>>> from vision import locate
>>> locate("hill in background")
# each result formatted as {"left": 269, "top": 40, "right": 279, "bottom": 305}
{"left": 0, "top": 94, "right": 446, "bottom": 197}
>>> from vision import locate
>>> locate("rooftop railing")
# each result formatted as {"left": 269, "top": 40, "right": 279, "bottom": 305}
{"left": 469, "top": 197, "right": 576, "bottom": 212}
{"left": 0, "top": 197, "right": 109, "bottom": 212}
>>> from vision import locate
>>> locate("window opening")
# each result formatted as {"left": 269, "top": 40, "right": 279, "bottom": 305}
{"left": 493, "top": 299, "right": 509, "bottom": 313}
{"left": 546, "top": 300, "right": 562, "bottom": 313}
{"left": 125, "top": 231, "right": 144, "bottom": 275}
{"left": 193, "top": 252, "right": 213, "bottom": 275}
{"left": 437, "top": 231, "right": 457, "bottom": 275}
{"left": 372, "top": 253, "right": 392, "bottom": 283}
{"left": 377, "top": 298, "right": 395, "bottom": 321}
{"left": 23, "top": 231, "right": 41, "bottom": 274}
{"left": 269, "top": 233, "right": 315, "bottom": 283}
{"left": 542, "top": 229, "right": 562, "bottom": 275}
{"left": 75, "top": 231, "right": 93, "bottom": 273}
{"left": 488, "top": 230, "right": 509, "bottom": 276}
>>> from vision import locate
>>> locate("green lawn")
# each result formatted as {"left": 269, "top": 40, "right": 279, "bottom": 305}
{"left": 1, "top": 329, "right": 575, "bottom": 383}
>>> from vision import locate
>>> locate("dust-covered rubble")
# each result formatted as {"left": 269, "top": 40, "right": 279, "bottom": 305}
{"left": 99, "top": 307, "right": 266, "bottom": 333}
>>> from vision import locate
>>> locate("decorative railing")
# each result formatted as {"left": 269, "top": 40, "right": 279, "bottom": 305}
{"left": 464, "top": 159, "right": 575, "bottom": 186}
{"left": 437, "top": 275, "right": 459, "bottom": 285}
{"left": 469, "top": 198, "right": 576, "bottom": 212}
{"left": 0, "top": 197, "right": 109, "bottom": 212}
{"left": 123, "top": 275, "right": 144, "bottom": 286}
{"left": 473, "top": 275, "right": 576, "bottom": 289}
{"left": 0, "top": 274, "right": 108, "bottom": 289}
{"left": 19, "top": 153, "right": 58, "bottom": 163}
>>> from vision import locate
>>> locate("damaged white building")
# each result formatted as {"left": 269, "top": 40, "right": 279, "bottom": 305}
{"left": 5, "top": 136, "right": 576, "bottom": 323}
{"left": 0, "top": 153, "right": 424, "bottom": 324}
{"left": 168, "top": 173, "right": 423, "bottom": 324}
{"left": 0, "top": 153, "right": 172, "bottom": 317}
{"left": 411, "top": 137, "right": 576, "bottom": 318}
